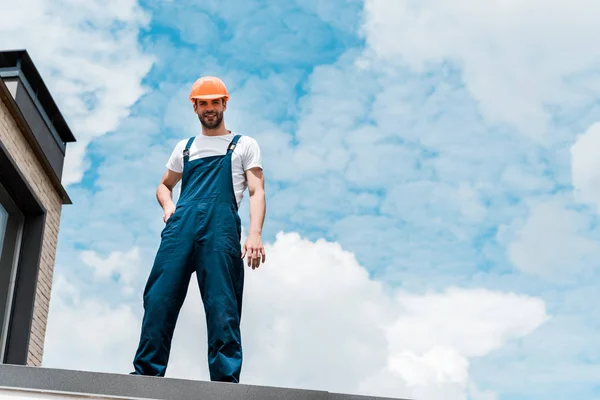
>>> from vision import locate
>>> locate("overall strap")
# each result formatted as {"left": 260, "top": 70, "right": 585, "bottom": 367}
{"left": 182, "top": 136, "right": 195, "bottom": 163}
{"left": 226, "top": 134, "right": 242, "bottom": 155}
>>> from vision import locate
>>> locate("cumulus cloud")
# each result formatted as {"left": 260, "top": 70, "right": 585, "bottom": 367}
{"left": 0, "top": 0, "right": 154, "bottom": 185}
{"left": 467, "top": 383, "right": 498, "bottom": 400}
{"left": 361, "top": 0, "right": 600, "bottom": 137}
{"left": 358, "top": 286, "right": 547, "bottom": 399}
{"left": 80, "top": 247, "right": 141, "bottom": 296}
{"left": 381, "top": 181, "right": 487, "bottom": 229}
{"left": 501, "top": 198, "right": 600, "bottom": 281}
{"left": 43, "top": 275, "right": 141, "bottom": 373}
{"left": 44, "top": 233, "right": 547, "bottom": 400}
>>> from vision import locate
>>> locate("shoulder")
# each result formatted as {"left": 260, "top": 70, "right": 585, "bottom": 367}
{"left": 174, "top": 136, "right": 198, "bottom": 152}
{"left": 236, "top": 135, "right": 260, "bottom": 150}
{"left": 168, "top": 137, "right": 194, "bottom": 161}
{"left": 166, "top": 137, "right": 194, "bottom": 172}
{"left": 174, "top": 137, "right": 192, "bottom": 149}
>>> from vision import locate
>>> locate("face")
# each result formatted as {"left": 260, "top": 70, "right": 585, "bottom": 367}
{"left": 194, "top": 98, "right": 226, "bottom": 129}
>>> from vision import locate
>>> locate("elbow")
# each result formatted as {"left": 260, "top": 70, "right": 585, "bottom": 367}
{"left": 249, "top": 187, "right": 265, "bottom": 198}
{"left": 157, "top": 182, "right": 171, "bottom": 197}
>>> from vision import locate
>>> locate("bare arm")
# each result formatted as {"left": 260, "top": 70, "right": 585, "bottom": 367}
{"left": 243, "top": 167, "right": 266, "bottom": 268}
{"left": 246, "top": 167, "right": 266, "bottom": 235}
{"left": 157, "top": 169, "right": 182, "bottom": 222}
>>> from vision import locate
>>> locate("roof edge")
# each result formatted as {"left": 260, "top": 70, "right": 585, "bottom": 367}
{"left": 0, "top": 49, "right": 76, "bottom": 144}
{"left": 0, "top": 77, "right": 72, "bottom": 205}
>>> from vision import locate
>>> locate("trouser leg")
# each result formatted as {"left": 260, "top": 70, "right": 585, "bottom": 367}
{"left": 132, "top": 212, "right": 194, "bottom": 376}
{"left": 196, "top": 248, "right": 244, "bottom": 382}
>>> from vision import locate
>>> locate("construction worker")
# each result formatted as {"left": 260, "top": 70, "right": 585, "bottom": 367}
{"left": 130, "top": 76, "right": 266, "bottom": 382}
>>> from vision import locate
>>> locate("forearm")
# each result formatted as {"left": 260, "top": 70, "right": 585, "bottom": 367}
{"left": 156, "top": 184, "right": 175, "bottom": 210}
{"left": 248, "top": 188, "right": 266, "bottom": 235}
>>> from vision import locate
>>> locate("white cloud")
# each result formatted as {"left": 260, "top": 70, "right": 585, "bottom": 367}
{"left": 43, "top": 275, "right": 140, "bottom": 373}
{"left": 44, "top": 233, "right": 547, "bottom": 400}
{"left": 381, "top": 181, "right": 487, "bottom": 228}
{"left": 361, "top": 0, "right": 600, "bottom": 137}
{"left": 571, "top": 122, "right": 600, "bottom": 211}
{"left": 292, "top": 0, "right": 363, "bottom": 34}
{"left": 387, "top": 288, "right": 547, "bottom": 358}
{"left": 358, "top": 286, "right": 547, "bottom": 399}
{"left": 502, "top": 198, "right": 600, "bottom": 280}
{"left": 468, "top": 382, "right": 498, "bottom": 400}
{"left": 0, "top": 0, "right": 154, "bottom": 185}
{"left": 500, "top": 163, "right": 555, "bottom": 193}
{"left": 80, "top": 247, "right": 141, "bottom": 295}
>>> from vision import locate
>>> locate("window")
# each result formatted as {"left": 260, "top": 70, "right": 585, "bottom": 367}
{"left": 0, "top": 183, "right": 24, "bottom": 363}
{"left": 0, "top": 203, "right": 7, "bottom": 252}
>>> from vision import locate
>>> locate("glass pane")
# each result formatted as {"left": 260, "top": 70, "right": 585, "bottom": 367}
{"left": 0, "top": 203, "right": 7, "bottom": 256}
{"left": 0, "top": 186, "right": 23, "bottom": 363}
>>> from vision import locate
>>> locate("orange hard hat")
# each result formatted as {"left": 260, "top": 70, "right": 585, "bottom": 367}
{"left": 189, "top": 76, "right": 230, "bottom": 103}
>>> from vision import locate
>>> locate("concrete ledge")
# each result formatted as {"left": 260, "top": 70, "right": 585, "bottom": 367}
{"left": 0, "top": 364, "right": 407, "bottom": 400}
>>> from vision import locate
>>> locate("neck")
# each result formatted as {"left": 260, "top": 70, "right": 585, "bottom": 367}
{"left": 201, "top": 124, "right": 229, "bottom": 137}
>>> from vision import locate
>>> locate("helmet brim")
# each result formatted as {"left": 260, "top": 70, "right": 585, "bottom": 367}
{"left": 189, "top": 94, "right": 229, "bottom": 101}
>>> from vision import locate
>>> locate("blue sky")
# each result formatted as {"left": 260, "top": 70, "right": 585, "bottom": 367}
{"left": 3, "top": 0, "right": 600, "bottom": 399}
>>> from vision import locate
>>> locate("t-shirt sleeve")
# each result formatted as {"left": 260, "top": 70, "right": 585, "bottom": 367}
{"left": 241, "top": 137, "right": 263, "bottom": 171}
{"left": 165, "top": 139, "right": 186, "bottom": 173}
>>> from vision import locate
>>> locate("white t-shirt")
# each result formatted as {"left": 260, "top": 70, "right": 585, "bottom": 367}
{"left": 166, "top": 132, "right": 262, "bottom": 207}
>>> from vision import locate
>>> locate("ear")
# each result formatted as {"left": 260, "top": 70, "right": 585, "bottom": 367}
{"left": 222, "top": 99, "right": 227, "bottom": 110}
{"left": 192, "top": 99, "right": 198, "bottom": 112}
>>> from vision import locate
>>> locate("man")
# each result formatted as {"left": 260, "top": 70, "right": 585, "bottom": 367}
{"left": 131, "top": 76, "right": 266, "bottom": 383}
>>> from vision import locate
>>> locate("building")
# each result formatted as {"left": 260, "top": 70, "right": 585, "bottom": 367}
{"left": 0, "top": 49, "right": 75, "bottom": 366}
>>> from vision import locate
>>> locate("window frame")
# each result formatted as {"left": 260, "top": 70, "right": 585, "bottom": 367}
{"left": 0, "top": 138, "right": 47, "bottom": 365}
{"left": 0, "top": 186, "right": 25, "bottom": 363}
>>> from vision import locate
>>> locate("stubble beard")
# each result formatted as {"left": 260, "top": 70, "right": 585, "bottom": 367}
{"left": 198, "top": 111, "right": 223, "bottom": 129}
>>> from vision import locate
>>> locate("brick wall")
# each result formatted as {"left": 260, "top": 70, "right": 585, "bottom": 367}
{"left": 0, "top": 98, "right": 62, "bottom": 366}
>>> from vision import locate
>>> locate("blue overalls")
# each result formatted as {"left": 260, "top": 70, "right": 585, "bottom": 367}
{"left": 132, "top": 134, "right": 244, "bottom": 382}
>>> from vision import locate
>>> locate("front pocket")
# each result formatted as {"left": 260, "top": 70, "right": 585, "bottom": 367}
{"left": 214, "top": 204, "right": 242, "bottom": 255}
{"left": 161, "top": 206, "right": 185, "bottom": 238}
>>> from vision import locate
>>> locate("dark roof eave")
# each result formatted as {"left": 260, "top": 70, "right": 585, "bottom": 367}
{"left": 0, "top": 78, "right": 72, "bottom": 205}
{"left": 0, "top": 49, "right": 77, "bottom": 144}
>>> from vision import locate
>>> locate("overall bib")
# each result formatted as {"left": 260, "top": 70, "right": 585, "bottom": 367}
{"left": 132, "top": 134, "right": 244, "bottom": 382}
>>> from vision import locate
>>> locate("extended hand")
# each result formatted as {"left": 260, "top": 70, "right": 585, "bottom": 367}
{"left": 242, "top": 233, "right": 266, "bottom": 270}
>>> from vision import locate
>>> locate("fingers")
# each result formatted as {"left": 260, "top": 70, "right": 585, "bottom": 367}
{"left": 244, "top": 245, "right": 266, "bottom": 270}
{"left": 163, "top": 210, "right": 174, "bottom": 223}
